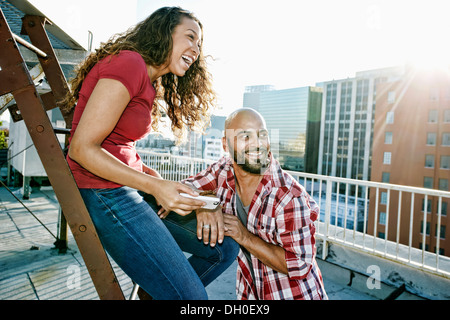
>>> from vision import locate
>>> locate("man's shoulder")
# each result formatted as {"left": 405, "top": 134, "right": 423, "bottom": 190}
{"left": 269, "top": 161, "right": 304, "bottom": 196}
{"left": 209, "top": 155, "right": 232, "bottom": 172}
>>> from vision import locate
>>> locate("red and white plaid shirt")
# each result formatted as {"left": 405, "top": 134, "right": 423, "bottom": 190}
{"left": 184, "top": 155, "right": 328, "bottom": 300}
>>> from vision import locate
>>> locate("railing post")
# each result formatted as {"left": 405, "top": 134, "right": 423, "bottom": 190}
{"left": 322, "top": 179, "right": 333, "bottom": 260}
{"left": 189, "top": 156, "right": 195, "bottom": 178}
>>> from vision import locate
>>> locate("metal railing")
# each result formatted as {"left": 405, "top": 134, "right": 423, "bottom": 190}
{"left": 137, "top": 149, "right": 450, "bottom": 279}
{"left": 293, "top": 172, "right": 450, "bottom": 280}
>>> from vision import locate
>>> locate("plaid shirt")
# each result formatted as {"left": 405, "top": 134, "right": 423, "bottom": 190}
{"left": 184, "top": 155, "right": 327, "bottom": 300}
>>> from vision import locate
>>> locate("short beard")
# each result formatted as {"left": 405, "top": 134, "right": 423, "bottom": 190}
{"left": 232, "top": 147, "right": 270, "bottom": 175}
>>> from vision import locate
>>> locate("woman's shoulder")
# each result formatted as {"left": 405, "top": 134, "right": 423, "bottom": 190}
{"left": 118, "top": 50, "right": 145, "bottom": 61}
{"left": 96, "top": 50, "right": 150, "bottom": 95}
{"left": 104, "top": 50, "right": 146, "bottom": 66}
{"left": 98, "top": 50, "right": 147, "bottom": 79}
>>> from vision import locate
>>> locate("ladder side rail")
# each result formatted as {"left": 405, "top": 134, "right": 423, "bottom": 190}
{"left": 21, "top": 15, "right": 73, "bottom": 126}
{"left": 0, "top": 8, "right": 124, "bottom": 300}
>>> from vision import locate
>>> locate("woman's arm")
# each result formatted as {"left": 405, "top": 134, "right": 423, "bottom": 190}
{"left": 68, "top": 78, "right": 205, "bottom": 215}
{"left": 142, "top": 163, "right": 163, "bottom": 179}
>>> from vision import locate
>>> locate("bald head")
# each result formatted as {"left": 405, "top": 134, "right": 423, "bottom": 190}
{"left": 223, "top": 108, "right": 270, "bottom": 174}
{"left": 224, "top": 108, "right": 267, "bottom": 132}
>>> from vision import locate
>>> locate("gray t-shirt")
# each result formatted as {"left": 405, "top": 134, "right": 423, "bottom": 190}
{"left": 235, "top": 189, "right": 255, "bottom": 281}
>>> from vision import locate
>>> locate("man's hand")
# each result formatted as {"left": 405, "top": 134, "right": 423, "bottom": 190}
{"left": 223, "top": 213, "right": 251, "bottom": 245}
{"left": 223, "top": 213, "right": 289, "bottom": 274}
{"left": 196, "top": 206, "right": 224, "bottom": 247}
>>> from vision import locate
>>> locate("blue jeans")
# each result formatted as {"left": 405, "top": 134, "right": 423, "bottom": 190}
{"left": 79, "top": 187, "right": 238, "bottom": 300}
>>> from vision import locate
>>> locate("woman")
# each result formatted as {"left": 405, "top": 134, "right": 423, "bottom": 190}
{"left": 64, "top": 7, "right": 238, "bottom": 300}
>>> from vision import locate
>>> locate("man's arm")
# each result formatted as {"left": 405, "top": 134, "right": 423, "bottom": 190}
{"left": 223, "top": 214, "right": 288, "bottom": 274}
{"left": 223, "top": 192, "right": 318, "bottom": 278}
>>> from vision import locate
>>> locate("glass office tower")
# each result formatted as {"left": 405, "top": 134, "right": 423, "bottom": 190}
{"left": 318, "top": 67, "right": 404, "bottom": 180}
{"left": 243, "top": 85, "right": 322, "bottom": 173}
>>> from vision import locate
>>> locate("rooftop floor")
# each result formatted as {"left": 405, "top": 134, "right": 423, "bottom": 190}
{"left": 0, "top": 185, "right": 419, "bottom": 300}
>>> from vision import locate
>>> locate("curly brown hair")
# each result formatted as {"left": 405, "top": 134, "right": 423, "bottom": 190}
{"left": 62, "top": 6, "right": 216, "bottom": 142}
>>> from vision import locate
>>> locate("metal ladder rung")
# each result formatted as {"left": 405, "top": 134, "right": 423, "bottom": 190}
{"left": 12, "top": 32, "right": 48, "bottom": 58}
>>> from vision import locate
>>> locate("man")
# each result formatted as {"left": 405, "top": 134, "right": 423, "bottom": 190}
{"left": 183, "top": 108, "right": 327, "bottom": 300}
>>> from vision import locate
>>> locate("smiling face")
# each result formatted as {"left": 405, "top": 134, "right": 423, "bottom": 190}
{"left": 168, "top": 17, "right": 202, "bottom": 77}
{"left": 223, "top": 109, "right": 271, "bottom": 175}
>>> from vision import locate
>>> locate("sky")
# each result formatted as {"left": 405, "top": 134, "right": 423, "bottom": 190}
{"left": 26, "top": 0, "right": 450, "bottom": 119}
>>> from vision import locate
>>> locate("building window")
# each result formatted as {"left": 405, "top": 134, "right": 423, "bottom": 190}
{"left": 422, "top": 199, "right": 432, "bottom": 213}
{"left": 382, "top": 172, "right": 390, "bottom": 183}
{"left": 427, "top": 132, "right": 436, "bottom": 145}
{"left": 379, "top": 212, "right": 386, "bottom": 225}
{"left": 443, "top": 133, "right": 450, "bottom": 146}
{"left": 444, "top": 109, "right": 450, "bottom": 123}
{"left": 425, "top": 154, "right": 435, "bottom": 168}
{"left": 428, "top": 110, "right": 438, "bottom": 123}
{"left": 388, "top": 91, "right": 396, "bottom": 104}
{"left": 380, "top": 192, "right": 388, "bottom": 204}
{"left": 384, "top": 132, "right": 393, "bottom": 144}
{"left": 442, "top": 202, "right": 448, "bottom": 216}
{"left": 435, "top": 225, "right": 446, "bottom": 239}
{"left": 424, "top": 176, "right": 434, "bottom": 189}
{"left": 420, "top": 221, "right": 430, "bottom": 235}
{"left": 439, "top": 178, "right": 449, "bottom": 191}
{"left": 386, "top": 111, "right": 394, "bottom": 124}
{"left": 383, "top": 152, "right": 391, "bottom": 164}
{"left": 441, "top": 155, "right": 450, "bottom": 169}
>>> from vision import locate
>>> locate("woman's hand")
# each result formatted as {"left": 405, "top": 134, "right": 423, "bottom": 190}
{"left": 152, "top": 180, "right": 206, "bottom": 216}
{"left": 196, "top": 206, "right": 224, "bottom": 247}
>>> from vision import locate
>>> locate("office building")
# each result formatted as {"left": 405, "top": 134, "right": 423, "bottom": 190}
{"left": 243, "top": 85, "right": 322, "bottom": 173}
{"left": 369, "top": 66, "right": 450, "bottom": 255}
{"left": 318, "top": 67, "right": 404, "bottom": 180}
{"left": 181, "top": 115, "right": 226, "bottom": 161}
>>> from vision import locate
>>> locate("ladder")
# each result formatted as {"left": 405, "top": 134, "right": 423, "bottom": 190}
{"left": 0, "top": 8, "right": 142, "bottom": 300}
